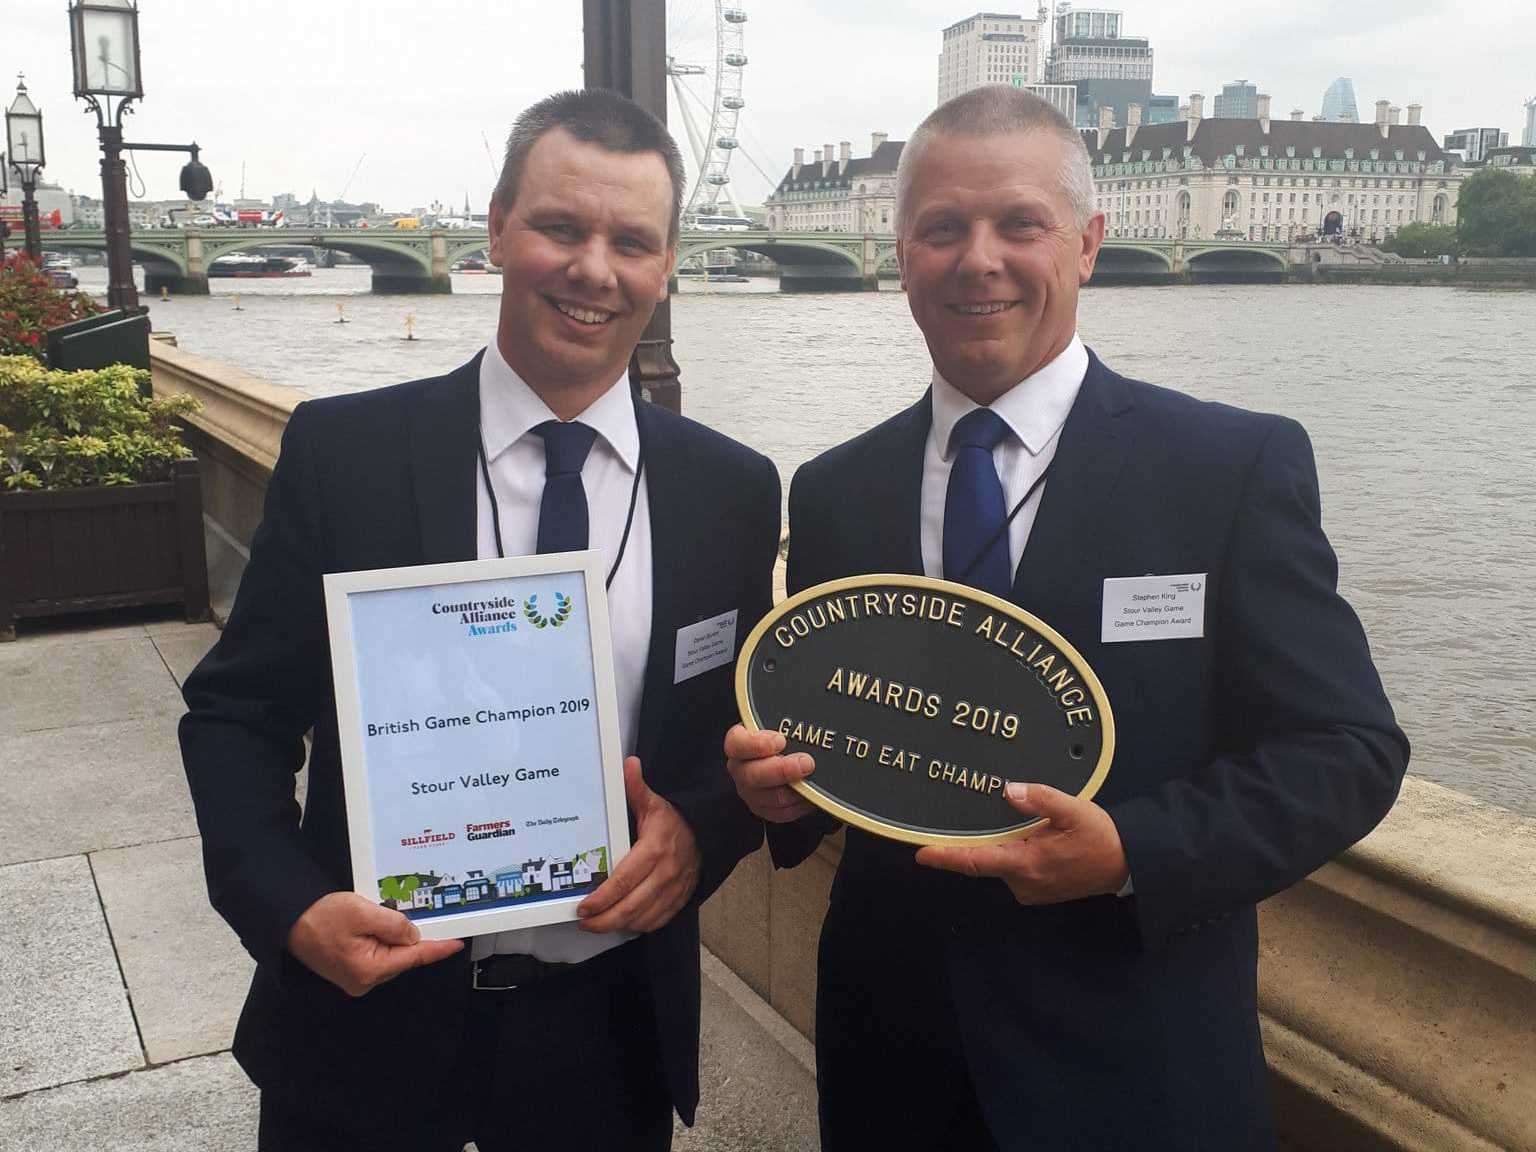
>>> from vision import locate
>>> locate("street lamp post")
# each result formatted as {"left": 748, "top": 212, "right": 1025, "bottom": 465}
{"left": 67, "top": 1, "right": 214, "bottom": 312}
{"left": 69, "top": 0, "right": 145, "bottom": 312}
{"left": 5, "top": 75, "right": 46, "bottom": 264}
{"left": 582, "top": 0, "right": 682, "bottom": 412}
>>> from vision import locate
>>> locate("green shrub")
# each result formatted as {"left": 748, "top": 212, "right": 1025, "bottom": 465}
{"left": 0, "top": 252, "right": 101, "bottom": 358}
{"left": 0, "top": 355, "right": 200, "bottom": 490}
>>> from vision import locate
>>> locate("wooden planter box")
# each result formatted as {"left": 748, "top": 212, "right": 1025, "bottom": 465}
{"left": 0, "top": 457, "right": 211, "bottom": 640}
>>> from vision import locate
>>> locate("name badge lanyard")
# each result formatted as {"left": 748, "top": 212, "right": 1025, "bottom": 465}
{"left": 476, "top": 429, "right": 644, "bottom": 591}
{"left": 952, "top": 453, "right": 1055, "bottom": 588}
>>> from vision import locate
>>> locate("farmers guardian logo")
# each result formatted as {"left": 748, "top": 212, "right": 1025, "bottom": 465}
{"left": 430, "top": 590, "right": 577, "bottom": 638}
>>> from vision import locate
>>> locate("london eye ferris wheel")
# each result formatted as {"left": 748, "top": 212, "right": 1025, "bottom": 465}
{"left": 666, "top": 1, "right": 749, "bottom": 222}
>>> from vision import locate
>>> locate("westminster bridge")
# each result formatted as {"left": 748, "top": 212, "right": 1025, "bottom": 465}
{"left": 14, "top": 227, "right": 1303, "bottom": 293}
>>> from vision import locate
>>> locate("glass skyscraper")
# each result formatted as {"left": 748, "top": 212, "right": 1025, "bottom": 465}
{"left": 1321, "top": 78, "right": 1359, "bottom": 123}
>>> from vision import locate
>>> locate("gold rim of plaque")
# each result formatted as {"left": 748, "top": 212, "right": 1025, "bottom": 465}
{"left": 734, "top": 573, "right": 1116, "bottom": 848}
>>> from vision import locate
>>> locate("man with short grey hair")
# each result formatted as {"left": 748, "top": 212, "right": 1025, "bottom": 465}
{"left": 727, "top": 86, "right": 1406, "bottom": 1150}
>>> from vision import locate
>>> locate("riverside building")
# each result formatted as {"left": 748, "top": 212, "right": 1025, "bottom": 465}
{"left": 937, "top": 11, "right": 1045, "bottom": 104}
{"left": 764, "top": 134, "right": 903, "bottom": 233}
{"left": 1087, "top": 95, "right": 1462, "bottom": 243}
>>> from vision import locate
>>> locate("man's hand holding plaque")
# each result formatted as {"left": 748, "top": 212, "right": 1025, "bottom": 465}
{"left": 725, "top": 726, "right": 819, "bottom": 824}
{"left": 914, "top": 782, "right": 1130, "bottom": 904}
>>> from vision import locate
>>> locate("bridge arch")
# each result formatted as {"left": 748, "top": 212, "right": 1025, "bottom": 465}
{"left": 1184, "top": 245, "right": 1289, "bottom": 283}
{"left": 1091, "top": 243, "right": 1176, "bottom": 284}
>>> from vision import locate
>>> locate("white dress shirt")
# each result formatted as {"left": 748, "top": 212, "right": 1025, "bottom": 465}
{"left": 471, "top": 336, "right": 652, "bottom": 963}
{"left": 918, "top": 334, "right": 1133, "bottom": 897}
{"left": 919, "top": 334, "right": 1089, "bottom": 581}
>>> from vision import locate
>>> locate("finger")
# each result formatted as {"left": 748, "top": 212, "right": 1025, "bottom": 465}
{"left": 725, "top": 724, "right": 787, "bottom": 761}
{"left": 730, "top": 752, "right": 815, "bottom": 791}
{"left": 622, "top": 756, "right": 654, "bottom": 815}
{"left": 1002, "top": 781, "right": 1081, "bottom": 829}
{"left": 358, "top": 900, "right": 421, "bottom": 947}
{"left": 577, "top": 841, "right": 654, "bottom": 918}
{"left": 579, "top": 870, "right": 668, "bottom": 934}
{"left": 370, "top": 937, "right": 465, "bottom": 983}
{"left": 914, "top": 844, "right": 1019, "bottom": 879}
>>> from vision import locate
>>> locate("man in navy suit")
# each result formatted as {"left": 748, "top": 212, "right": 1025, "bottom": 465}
{"left": 727, "top": 87, "right": 1408, "bottom": 1151}
{"left": 180, "top": 89, "right": 778, "bottom": 1151}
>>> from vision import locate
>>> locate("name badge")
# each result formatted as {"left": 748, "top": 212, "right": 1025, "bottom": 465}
{"left": 675, "top": 609, "right": 739, "bottom": 683}
{"left": 1101, "top": 574, "right": 1206, "bottom": 643}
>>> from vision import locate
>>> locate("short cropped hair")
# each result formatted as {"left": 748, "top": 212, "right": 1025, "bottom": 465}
{"left": 492, "top": 88, "right": 687, "bottom": 243}
{"left": 895, "top": 86, "right": 1097, "bottom": 231}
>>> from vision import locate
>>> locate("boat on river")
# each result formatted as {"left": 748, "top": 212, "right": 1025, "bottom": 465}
{"left": 209, "top": 254, "right": 313, "bottom": 279}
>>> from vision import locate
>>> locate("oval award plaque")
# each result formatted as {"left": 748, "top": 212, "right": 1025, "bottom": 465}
{"left": 735, "top": 575, "right": 1114, "bottom": 846}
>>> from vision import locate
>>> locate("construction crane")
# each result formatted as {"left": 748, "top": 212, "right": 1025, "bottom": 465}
{"left": 325, "top": 154, "right": 366, "bottom": 228}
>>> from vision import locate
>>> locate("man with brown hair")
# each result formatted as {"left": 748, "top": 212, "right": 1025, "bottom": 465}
{"left": 182, "top": 89, "right": 779, "bottom": 1151}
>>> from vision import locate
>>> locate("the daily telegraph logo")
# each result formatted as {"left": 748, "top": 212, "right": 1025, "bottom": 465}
{"left": 431, "top": 590, "right": 576, "bottom": 638}
{"left": 401, "top": 828, "right": 456, "bottom": 849}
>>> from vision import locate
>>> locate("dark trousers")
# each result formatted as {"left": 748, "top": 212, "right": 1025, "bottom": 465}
{"left": 815, "top": 920, "right": 999, "bottom": 1152}
{"left": 258, "top": 942, "right": 672, "bottom": 1152}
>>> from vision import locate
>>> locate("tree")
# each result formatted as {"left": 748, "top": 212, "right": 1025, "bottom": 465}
{"left": 1456, "top": 168, "right": 1536, "bottom": 257}
{"left": 1380, "top": 223, "right": 1461, "bottom": 259}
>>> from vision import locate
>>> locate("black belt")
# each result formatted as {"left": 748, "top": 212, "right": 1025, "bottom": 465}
{"left": 471, "top": 952, "right": 573, "bottom": 992}
{"left": 470, "top": 939, "right": 637, "bottom": 992}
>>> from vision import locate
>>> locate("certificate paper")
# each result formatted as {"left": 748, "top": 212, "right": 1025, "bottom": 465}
{"left": 324, "top": 553, "right": 630, "bottom": 939}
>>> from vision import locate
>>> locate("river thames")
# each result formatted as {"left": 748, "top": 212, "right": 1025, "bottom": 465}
{"left": 85, "top": 268, "right": 1536, "bottom": 818}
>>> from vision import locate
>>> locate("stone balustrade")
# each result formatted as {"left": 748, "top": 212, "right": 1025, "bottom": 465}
{"left": 150, "top": 341, "right": 1535, "bottom": 1152}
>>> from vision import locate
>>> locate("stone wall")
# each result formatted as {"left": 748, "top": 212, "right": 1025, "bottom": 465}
{"left": 152, "top": 344, "right": 1535, "bottom": 1151}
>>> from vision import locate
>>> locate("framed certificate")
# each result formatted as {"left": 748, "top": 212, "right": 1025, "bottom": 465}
{"left": 323, "top": 552, "right": 631, "bottom": 939}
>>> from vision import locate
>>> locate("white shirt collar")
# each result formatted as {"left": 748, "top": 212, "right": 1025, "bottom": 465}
{"left": 478, "top": 335, "right": 639, "bottom": 472}
{"left": 931, "top": 333, "right": 1089, "bottom": 459}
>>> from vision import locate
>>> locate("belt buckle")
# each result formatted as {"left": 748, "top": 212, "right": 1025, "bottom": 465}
{"left": 471, "top": 959, "right": 518, "bottom": 992}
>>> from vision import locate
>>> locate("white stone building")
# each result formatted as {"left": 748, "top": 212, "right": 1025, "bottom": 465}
{"left": 938, "top": 12, "right": 1043, "bottom": 105}
{"left": 765, "top": 134, "right": 902, "bottom": 233}
{"left": 1087, "top": 95, "right": 1464, "bottom": 244}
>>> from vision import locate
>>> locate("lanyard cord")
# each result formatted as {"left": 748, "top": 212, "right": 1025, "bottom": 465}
{"left": 477, "top": 427, "right": 644, "bottom": 590}
{"left": 952, "top": 454, "right": 1055, "bottom": 587}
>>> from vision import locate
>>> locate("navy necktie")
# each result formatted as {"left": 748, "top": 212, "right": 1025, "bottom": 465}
{"left": 533, "top": 420, "right": 598, "bottom": 554}
{"left": 943, "top": 407, "right": 1012, "bottom": 598}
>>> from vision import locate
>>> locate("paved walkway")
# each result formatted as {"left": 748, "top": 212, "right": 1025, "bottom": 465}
{"left": 0, "top": 612, "right": 818, "bottom": 1151}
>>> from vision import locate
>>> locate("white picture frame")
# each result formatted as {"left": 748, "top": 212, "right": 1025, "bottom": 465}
{"left": 324, "top": 552, "right": 630, "bottom": 939}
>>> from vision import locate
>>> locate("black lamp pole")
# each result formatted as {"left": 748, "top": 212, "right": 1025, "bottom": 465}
{"left": 69, "top": 1, "right": 212, "bottom": 315}
{"left": 5, "top": 76, "right": 47, "bottom": 265}
{"left": 582, "top": 0, "right": 682, "bottom": 412}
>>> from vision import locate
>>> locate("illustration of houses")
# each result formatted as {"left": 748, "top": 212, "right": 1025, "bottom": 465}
{"left": 463, "top": 870, "right": 492, "bottom": 903}
{"left": 432, "top": 883, "right": 464, "bottom": 911}
{"left": 495, "top": 871, "right": 524, "bottom": 899}
{"left": 411, "top": 886, "right": 435, "bottom": 911}
{"left": 573, "top": 857, "right": 593, "bottom": 886}
{"left": 520, "top": 858, "right": 550, "bottom": 894}
{"left": 549, "top": 859, "right": 575, "bottom": 891}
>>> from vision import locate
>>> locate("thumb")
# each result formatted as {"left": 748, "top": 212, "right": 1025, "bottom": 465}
{"left": 361, "top": 901, "right": 421, "bottom": 947}
{"left": 622, "top": 756, "right": 654, "bottom": 814}
{"left": 1002, "top": 781, "right": 1081, "bottom": 829}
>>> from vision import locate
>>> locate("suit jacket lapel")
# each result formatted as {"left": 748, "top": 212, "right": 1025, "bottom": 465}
{"left": 1012, "top": 350, "right": 1134, "bottom": 608}
{"left": 409, "top": 353, "right": 483, "bottom": 565}
{"left": 877, "top": 393, "right": 931, "bottom": 577}
{"left": 633, "top": 400, "right": 687, "bottom": 771}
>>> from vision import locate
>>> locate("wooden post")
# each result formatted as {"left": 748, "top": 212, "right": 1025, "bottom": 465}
{"left": 583, "top": 0, "right": 682, "bottom": 412}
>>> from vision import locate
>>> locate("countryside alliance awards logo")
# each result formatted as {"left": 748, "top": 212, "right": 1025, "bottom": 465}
{"left": 431, "top": 588, "right": 577, "bottom": 638}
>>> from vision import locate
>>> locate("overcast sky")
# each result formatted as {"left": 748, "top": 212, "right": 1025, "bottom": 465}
{"left": 7, "top": 0, "right": 1531, "bottom": 212}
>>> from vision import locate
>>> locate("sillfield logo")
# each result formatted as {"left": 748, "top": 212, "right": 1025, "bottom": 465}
{"left": 428, "top": 590, "right": 577, "bottom": 638}
{"left": 401, "top": 827, "right": 455, "bottom": 848}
